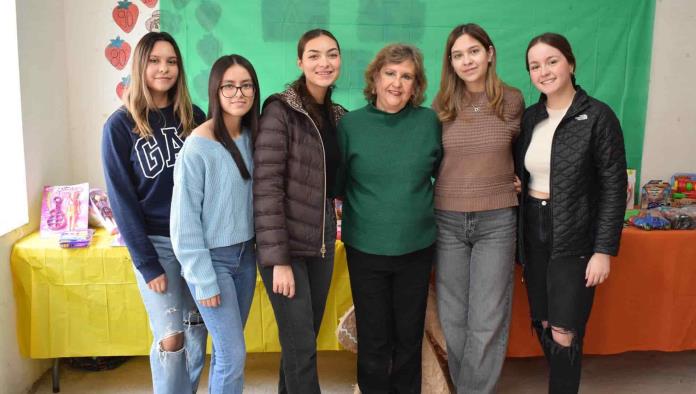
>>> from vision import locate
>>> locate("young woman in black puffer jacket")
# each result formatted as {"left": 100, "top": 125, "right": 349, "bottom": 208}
{"left": 514, "top": 32, "right": 627, "bottom": 394}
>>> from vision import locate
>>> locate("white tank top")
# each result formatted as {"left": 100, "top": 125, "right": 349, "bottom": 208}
{"left": 524, "top": 106, "right": 569, "bottom": 194}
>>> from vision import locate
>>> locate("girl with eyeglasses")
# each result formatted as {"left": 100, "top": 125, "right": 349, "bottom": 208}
{"left": 170, "top": 54, "right": 260, "bottom": 394}
{"left": 101, "top": 31, "right": 207, "bottom": 393}
{"left": 253, "top": 29, "right": 346, "bottom": 393}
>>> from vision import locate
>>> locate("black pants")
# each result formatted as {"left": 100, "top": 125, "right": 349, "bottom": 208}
{"left": 258, "top": 202, "right": 336, "bottom": 394}
{"left": 524, "top": 195, "right": 594, "bottom": 394}
{"left": 346, "top": 244, "right": 434, "bottom": 394}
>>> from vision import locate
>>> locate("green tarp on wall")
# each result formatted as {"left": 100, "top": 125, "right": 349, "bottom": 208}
{"left": 161, "top": 0, "right": 654, "bottom": 172}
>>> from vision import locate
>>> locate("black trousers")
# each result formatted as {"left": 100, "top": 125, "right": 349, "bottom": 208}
{"left": 524, "top": 195, "right": 594, "bottom": 394}
{"left": 258, "top": 201, "right": 336, "bottom": 394}
{"left": 346, "top": 244, "right": 434, "bottom": 394}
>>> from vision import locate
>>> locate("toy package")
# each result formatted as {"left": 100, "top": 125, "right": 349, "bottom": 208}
{"left": 40, "top": 183, "right": 89, "bottom": 237}
{"left": 626, "top": 169, "right": 637, "bottom": 210}
{"left": 59, "top": 229, "right": 95, "bottom": 248}
{"left": 334, "top": 199, "right": 343, "bottom": 240}
{"left": 659, "top": 206, "right": 696, "bottom": 230}
{"left": 670, "top": 173, "right": 696, "bottom": 207}
{"left": 639, "top": 180, "right": 671, "bottom": 209}
{"left": 89, "top": 188, "right": 119, "bottom": 235}
{"left": 628, "top": 209, "right": 671, "bottom": 230}
{"left": 628, "top": 206, "right": 696, "bottom": 230}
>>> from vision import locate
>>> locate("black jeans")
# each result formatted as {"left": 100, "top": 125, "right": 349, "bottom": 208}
{"left": 524, "top": 195, "right": 594, "bottom": 394}
{"left": 346, "top": 244, "right": 434, "bottom": 394}
{"left": 523, "top": 196, "right": 595, "bottom": 333}
{"left": 258, "top": 201, "right": 336, "bottom": 394}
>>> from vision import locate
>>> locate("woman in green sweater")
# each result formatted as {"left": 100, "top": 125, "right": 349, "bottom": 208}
{"left": 337, "top": 43, "right": 442, "bottom": 394}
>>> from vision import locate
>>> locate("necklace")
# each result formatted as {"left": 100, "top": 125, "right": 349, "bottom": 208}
{"left": 472, "top": 104, "right": 481, "bottom": 112}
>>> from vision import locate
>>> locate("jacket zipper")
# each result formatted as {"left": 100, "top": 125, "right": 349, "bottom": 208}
{"left": 300, "top": 111, "right": 328, "bottom": 258}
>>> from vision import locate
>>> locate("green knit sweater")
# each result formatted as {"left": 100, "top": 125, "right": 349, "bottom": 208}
{"left": 337, "top": 103, "right": 442, "bottom": 256}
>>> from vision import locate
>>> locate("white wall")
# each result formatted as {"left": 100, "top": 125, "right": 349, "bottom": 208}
{"left": 65, "top": 1, "right": 157, "bottom": 188}
{"left": 0, "top": 0, "right": 72, "bottom": 392}
{"left": 1, "top": 1, "right": 156, "bottom": 392}
{"left": 641, "top": 0, "right": 696, "bottom": 182}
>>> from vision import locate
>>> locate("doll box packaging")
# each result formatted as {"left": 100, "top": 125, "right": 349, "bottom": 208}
{"left": 40, "top": 183, "right": 89, "bottom": 237}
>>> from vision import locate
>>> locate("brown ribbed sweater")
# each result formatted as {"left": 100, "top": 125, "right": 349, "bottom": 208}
{"left": 434, "top": 87, "right": 524, "bottom": 212}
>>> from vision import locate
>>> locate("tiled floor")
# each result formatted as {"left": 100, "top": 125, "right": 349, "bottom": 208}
{"left": 30, "top": 350, "right": 696, "bottom": 393}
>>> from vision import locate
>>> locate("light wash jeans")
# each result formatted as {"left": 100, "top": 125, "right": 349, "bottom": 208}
{"left": 435, "top": 207, "right": 516, "bottom": 394}
{"left": 134, "top": 235, "right": 208, "bottom": 394}
{"left": 188, "top": 239, "right": 257, "bottom": 394}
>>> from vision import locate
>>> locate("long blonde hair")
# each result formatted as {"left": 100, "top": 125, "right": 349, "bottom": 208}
{"left": 124, "top": 32, "right": 195, "bottom": 138}
{"left": 433, "top": 23, "right": 513, "bottom": 122}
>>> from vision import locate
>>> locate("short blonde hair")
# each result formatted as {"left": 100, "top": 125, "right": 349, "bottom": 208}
{"left": 363, "top": 44, "right": 427, "bottom": 106}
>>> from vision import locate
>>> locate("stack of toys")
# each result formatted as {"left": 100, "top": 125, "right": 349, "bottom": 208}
{"left": 628, "top": 173, "right": 696, "bottom": 230}
{"left": 670, "top": 174, "right": 696, "bottom": 207}
{"left": 40, "top": 184, "right": 121, "bottom": 247}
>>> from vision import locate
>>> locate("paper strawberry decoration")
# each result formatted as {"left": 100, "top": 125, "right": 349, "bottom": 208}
{"left": 105, "top": 36, "right": 131, "bottom": 70}
{"left": 113, "top": 1, "right": 139, "bottom": 33}
{"left": 141, "top": 0, "right": 158, "bottom": 8}
{"left": 116, "top": 75, "right": 131, "bottom": 99}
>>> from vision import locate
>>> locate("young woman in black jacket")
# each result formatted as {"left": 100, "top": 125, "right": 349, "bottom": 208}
{"left": 514, "top": 33, "right": 627, "bottom": 394}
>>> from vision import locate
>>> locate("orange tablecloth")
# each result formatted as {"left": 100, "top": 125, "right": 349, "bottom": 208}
{"left": 507, "top": 227, "right": 696, "bottom": 356}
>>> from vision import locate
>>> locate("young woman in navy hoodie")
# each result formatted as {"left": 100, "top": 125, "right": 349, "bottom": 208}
{"left": 101, "top": 32, "right": 207, "bottom": 394}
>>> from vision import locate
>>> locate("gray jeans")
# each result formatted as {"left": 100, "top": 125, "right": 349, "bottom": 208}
{"left": 435, "top": 207, "right": 516, "bottom": 394}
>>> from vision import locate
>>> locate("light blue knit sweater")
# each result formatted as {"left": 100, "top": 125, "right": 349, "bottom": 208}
{"left": 171, "top": 132, "right": 254, "bottom": 300}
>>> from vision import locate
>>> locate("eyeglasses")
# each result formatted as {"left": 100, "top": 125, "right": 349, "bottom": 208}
{"left": 220, "top": 83, "right": 255, "bottom": 98}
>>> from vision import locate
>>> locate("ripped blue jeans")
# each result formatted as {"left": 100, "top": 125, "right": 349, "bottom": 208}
{"left": 134, "top": 235, "right": 208, "bottom": 394}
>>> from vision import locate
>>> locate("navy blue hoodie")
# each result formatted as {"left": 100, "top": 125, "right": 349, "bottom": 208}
{"left": 101, "top": 104, "right": 205, "bottom": 282}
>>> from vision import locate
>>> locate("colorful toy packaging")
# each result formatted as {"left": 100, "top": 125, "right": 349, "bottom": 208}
{"left": 335, "top": 199, "right": 343, "bottom": 240}
{"left": 89, "top": 188, "right": 119, "bottom": 235}
{"left": 670, "top": 173, "right": 696, "bottom": 207}
{"left": 640, "top": 180, "right": 671, "bottom": 209}
{"left": 659, "top": 206, "right": 696, "bottom": 229}
{"left": 628, "top": 209, "right": 671, "bottom": 230}
{"left": 626, "top": 169, "right": 637, "bottom": 210}
{"left": 628, "top": 206, "right": 696, "bottom": 230}
{"left": 40, "top": 183, "right": 89, "bottom": 237}
{"left": 59, "top": 229, "right": 95, "bottom": 248}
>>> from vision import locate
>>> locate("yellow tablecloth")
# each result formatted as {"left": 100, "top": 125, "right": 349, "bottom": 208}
{"left": 11, "top": 229, "right": 353, "bottom": 358}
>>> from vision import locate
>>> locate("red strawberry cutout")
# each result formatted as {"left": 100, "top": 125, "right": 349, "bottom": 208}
{"left": 141, "top": 0, "right": 158, "bottom": 8}
{"left": 113, "top": 1, "right": 139, "bottom": 33}
{"left": 105, "top": 36, "right": 131, "bottom": 70}
{"left": 116, "top": 75, "right": 131, "bottom": 99}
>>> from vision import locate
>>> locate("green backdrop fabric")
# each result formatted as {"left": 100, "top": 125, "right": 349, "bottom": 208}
{"left": 161, "top": 0, "right": 654, "bottom": 172}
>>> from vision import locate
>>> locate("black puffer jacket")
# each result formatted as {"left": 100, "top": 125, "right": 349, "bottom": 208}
{"left": 514, "top": 88, "right": 628, "bottom": 265}
{"left": 253, "top": 87, "right": 346, "bottom": 267}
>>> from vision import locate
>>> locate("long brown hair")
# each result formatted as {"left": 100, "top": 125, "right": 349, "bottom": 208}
{"left": 207, "top": 55, "right": 260, "bottom": 180}
{"left": 289, "top": 29, "right": 340, "bottom": 130}
{"left": 125, "top": 31, "right": 196, "bottom": 138}
{"left": 433, "top": 23, "right": 511, "bottom": 122}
